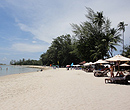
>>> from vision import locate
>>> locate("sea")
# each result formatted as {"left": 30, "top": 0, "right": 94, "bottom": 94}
{"left": 0, "top": 65, "right": 40, "bottom": 77}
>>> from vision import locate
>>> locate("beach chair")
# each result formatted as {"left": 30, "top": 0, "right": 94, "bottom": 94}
{"left": 94, "top": 69, "right": 109, "bottom": 77}
{"left": 105, "top": 73, "right": 130, "bottom": 84}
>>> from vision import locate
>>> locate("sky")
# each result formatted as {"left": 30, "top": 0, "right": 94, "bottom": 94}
{"left": 0, "top": 0, "right": 130, "bottom": 64}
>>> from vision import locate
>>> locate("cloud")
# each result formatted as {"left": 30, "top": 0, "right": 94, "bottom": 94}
{"left": 12, "top": 43, "right": 48, "bottom": 52}
{"left": 32, "top": 41, "right": 37, "bottom": 43}
{"left": 3, "top": 57, "right": 7, "bottom": 61}
{"left": 2, "top": 0, "right": 87, "bottom": 43}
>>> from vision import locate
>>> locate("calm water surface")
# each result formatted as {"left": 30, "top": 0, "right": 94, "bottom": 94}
{"left": 0, "top": 65, "right": 40, "bottom": 77}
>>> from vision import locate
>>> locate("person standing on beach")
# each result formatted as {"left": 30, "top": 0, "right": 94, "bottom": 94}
{"left": 110, "top": 65, "right": 114, "bottom": 77}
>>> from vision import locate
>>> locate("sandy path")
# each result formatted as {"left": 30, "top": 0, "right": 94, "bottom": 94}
{"left": 0, "top": 68, "right": 130, "bottom": 110}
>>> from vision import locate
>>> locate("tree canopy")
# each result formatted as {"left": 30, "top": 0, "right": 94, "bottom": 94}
{"left": 122, "top": 45, "right": 130, "bottom": 58}
{"left": 10, "top": 58, "right": 41, "bottom": 65}
{"left": 40, "top": 34, "right": 80, "bottom": 66}
{"left": 71, "top": 7, "right": 121, "bottom": 61}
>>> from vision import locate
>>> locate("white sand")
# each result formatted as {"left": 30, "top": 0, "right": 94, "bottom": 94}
{"left": 0, "top": 68, "right": 130, "bottom": 110}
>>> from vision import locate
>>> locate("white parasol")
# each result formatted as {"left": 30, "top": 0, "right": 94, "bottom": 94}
{"left": 83, "top": 63, "right": 90, "bottom": 66}
{"left": 83, "top": 62, "right": 95, "bottom": 66}
{"left": 106, "top": 55, "right": 130, "bottom": 61}
{"left": 106, "top": 55, "right": 130, "bottom": 71}
{"left": 88, "top": 62, "right": 95, "bottom": 65}
{"left": 73, "top": 64, "right": 81, "bottom": 67}
{"left": 120, "top": 63, "right": 130, "bottom": 70}
{"left": 94, "top": 59, "right": 109, "bottom": 64}
{"left": 120, "top": 63, "right": 130, "bottom": 66}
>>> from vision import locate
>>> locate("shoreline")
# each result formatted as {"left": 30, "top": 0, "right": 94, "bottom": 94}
{"left": 0, "top": 65, "right": 51, "bottom": 77}
{"left": 26, "top": 65, "right": 50, "bottom": 69}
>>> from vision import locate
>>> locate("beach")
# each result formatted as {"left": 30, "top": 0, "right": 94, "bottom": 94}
{"left": 0, "top": 68, "right": 130, "bottom": 110}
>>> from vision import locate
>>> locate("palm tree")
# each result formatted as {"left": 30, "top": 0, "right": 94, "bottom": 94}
{"left": 122, "top": 45, "right": 130, "bottom": 57}
{"left": 118, "top": 21, "right": 128, "bottom": 52}
{"left": 93, "top": 11, "right": 105, "bottom": 30}
{"left": 72, "top": 8, "right": 122, "bottom": 60}
{"left": 107, "top": 28, "right": 121, "bottom": 57}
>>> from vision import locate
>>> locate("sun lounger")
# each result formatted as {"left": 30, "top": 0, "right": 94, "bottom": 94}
{"left": 105, "top": 74, "right": 130, "bottom": 84}
{"left": 94, "top": 69, "right": 109, "bottom": 77}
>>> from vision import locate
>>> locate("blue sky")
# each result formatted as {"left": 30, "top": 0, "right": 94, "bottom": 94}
{"left": 0, "top": 0, "right": 130, "bottom": 64}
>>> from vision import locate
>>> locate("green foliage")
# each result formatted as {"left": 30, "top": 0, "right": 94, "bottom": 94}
{"left": 118, "top": 21, "right": 128, "bottom": 52}
{"left": 118, "top": 21, "right": 126, "bottom": 32}
{"left": 40, "top": 34, "right": 80, "bottom": 66}
{"left": 71, "top": 7, "right": 121, "bottom": 61}
{"left": 122, "top": 45, "right": 130, "bottom": 58}
{"left": 10, "top": 59, "right": 41, "bottom": 65}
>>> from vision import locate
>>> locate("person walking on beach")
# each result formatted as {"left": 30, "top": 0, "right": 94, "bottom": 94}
{"left": 110, "top": 65, "right": 114, "bottom": 77}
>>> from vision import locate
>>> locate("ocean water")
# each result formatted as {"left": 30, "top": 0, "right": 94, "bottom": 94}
{"left": 0, "top": 65, "right": 40, "bottom": 77}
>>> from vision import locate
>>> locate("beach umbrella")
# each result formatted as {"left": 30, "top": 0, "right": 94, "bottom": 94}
{"left": 84, "top": 62, "right": 95, "bottom": 66}
{"left": 106, "top": 55, "right": 130, "bottom": 62}
{"left": 88, "top": 62, "right": 95, "bottom": 65}
{"left": 71, "top": 63, "right": 74, "bottom": 66}
{"left": 83, "top": 62, "right": 95, "bottom": 66}
{"left": 73, "top": 64, "right": 80, "bottom": 67}
{"left": 120, "top": 63, "right": 130, "bottom": 71}
{"left": 79, "top": 61, "right": 86, "bottom": 65}
{"left": 95, "top": 59, "right": 109, "bottom": 64}
{"left": 66, "top": 65, "right": 70, "bottom": 67}
{"left": 83, "top": 63, "right": 90, "bottom": 66}
{"left": 106, "top": 55, "right": 130, "bottom": 71}
{"left": 120, "top": 63, "right": 130, "bottom": 66}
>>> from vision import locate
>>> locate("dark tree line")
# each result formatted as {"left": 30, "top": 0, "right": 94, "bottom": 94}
{"left": 10, "top": 58, "right": 41, "bottom": 65}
